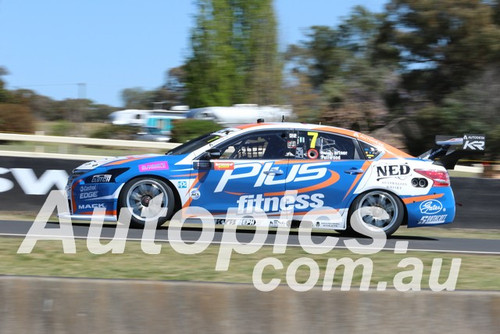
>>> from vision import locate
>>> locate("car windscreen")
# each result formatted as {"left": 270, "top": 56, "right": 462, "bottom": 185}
{"left": 166, "top": 128, "right": 239, "bottom": 155}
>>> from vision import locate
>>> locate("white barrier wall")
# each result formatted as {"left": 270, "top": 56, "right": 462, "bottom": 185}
{"left": 0, "top": 276, "right": 499, "bottom": 334}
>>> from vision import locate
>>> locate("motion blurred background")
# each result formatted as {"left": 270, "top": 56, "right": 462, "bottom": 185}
{"left": 1, "top": 3, "right": 500, "bottom": 333}
{"left": 1, "top": 0, "right": 499, "bottom": 165}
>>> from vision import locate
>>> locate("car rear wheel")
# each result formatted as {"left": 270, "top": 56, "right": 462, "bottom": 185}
{"left": 346, "top": 190, "right": 404, "bottom": 236}
{"left": 119, "top": 177, "right": 174, "bottom": 228}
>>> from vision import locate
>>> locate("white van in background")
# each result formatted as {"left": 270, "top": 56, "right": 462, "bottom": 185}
{"left": 186, "top": 104, "right": 293, "bottom": 126}
{"left": 108, "top": 106, "right": 189, "bottom": 127}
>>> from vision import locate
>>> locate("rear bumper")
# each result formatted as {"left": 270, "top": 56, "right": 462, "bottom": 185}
{"left": 404, "top": 187, "right": 456, "bottom": 228}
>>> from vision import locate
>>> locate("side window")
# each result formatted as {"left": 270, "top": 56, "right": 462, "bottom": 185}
{"left": 358, "top": 141, "right": 381, "bottom": 160}
{"left": 215, "top": 131, "right": 288, "bottom": 160}
{"left": 296, "top": 131, "right": 356, "bottom": 160}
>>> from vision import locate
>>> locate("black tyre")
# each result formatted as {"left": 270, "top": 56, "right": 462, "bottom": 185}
{"left": 119, "top": 177, "right": 175, "bottom": 228}
{"left": 346, "top": 190, "right": 404, "bottom": 237}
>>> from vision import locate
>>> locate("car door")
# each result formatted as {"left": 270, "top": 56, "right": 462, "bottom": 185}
{"left": 287, "top": 130, "right": 366, "bottom": 218}
{"left": 190, "top": 129, "right": 292, "bottom": 219}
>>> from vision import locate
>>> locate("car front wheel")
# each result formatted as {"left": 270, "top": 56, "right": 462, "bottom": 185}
{"left": 119, "top": 177, "right": 174, "bottom": 228}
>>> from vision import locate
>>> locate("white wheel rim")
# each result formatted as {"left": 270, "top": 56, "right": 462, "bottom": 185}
{"left": 125, "top": 179, "right": 168, "bottom": 221}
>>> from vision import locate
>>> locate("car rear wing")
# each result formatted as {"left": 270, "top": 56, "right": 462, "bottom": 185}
{"left": 419, "top": 134, "right": 486, "bottom": 169}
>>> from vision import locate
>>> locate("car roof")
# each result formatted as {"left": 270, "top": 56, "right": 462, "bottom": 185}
{"left": 235, "top": 122, "right": 413, "bottom": 159}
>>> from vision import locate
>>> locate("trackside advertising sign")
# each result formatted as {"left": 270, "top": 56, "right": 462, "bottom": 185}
{"left": 0, "top": 156, "right": 81, "bottom": 212}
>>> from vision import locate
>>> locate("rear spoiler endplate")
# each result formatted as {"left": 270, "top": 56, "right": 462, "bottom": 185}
{"left": 419, "top": 134, "right": 486, "bottom": 169}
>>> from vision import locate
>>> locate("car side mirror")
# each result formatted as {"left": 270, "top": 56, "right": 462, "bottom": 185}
{"left": 198, "top": 148, "right": 221, "bottom": 160}
{"left": 194, "top": 148, "right": 221, "bottom": 170}
{"left": 204, "top": 148, "right": 221, "bottom": 160}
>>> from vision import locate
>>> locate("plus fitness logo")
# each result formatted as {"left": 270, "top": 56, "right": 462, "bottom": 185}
{"left": 18, "top": 190, "right": 462, "bottom": 293}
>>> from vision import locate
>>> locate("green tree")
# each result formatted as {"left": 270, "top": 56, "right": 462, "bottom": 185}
{"left": 0, "top": 104, "right": 35, "bottom": 133}
{"left": 170, "top": 119, "right": 222, "bottom": 143}
{"left": 85, "top": 103, "right": 117, "bottom": 122}
{"left": 401, "top": 65, "right": 500, "bottom": 158}
{"left": 121, "top": 87, "right": 156, "bottom": 109}
{"left": 283, "top": 71, "right": 324, "bottom": 123}
{"left": 245, "top": 0, "right": 282, "bottom": 105}
{"left": 381, "top": 0, "right": 500, "bottom": 101}
{"left": 0, "top": 67, "right": 11, "bottom": 103}
{"left": 162, "top": 66, "right": 187, "bottom": 106}
{"left": 287, "top": 25, "right": 345, "bottom": 90}
{"left": 285, "top": 7, "right": 395, "bottom": 131}
{"left": 371, "top": 0, "right": 500, "bottom": 157}
{"left": 184, "top": 0, "right": 282, "bottom": 108}
{"left": 121, "top": 84, "right": 185, "bottom": 111}
{"left": 9, "top": 89, "right": 58, "bottom": 120}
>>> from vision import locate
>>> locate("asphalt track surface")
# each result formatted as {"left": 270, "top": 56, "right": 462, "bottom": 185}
{"left": 1, "top": 220, "right": 499, "bottom": 255}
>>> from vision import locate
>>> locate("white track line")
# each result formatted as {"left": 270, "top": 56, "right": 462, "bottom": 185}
{"left": 2, "top": 232, "right": 499, "bottom": 255}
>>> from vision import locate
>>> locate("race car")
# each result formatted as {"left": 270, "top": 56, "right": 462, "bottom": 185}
{"left": 63, "top": 122, "right": 471, "bottom": 236}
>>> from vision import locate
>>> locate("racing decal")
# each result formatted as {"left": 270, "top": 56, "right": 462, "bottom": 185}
{"left": 138, "top": 161, "right": 169, "bottom": 172}
{"left": 177, "top": 181, "right": 188, "bottom": 189}
{"left": 213, "top": 162, "right": 234, "bottom": 171}
{"left": 215, "top": 217, "right": 289, "bottom": 228}
{"left": 79, "top": 184, "right": 97, "bottom": 191}
{"left": 91, "top": 174, "right": 112, "bottom": 183}
{"left": 78, "top": 203, "right": 106, "bottom": 210}
{"left": 419, "top": 199, "right": 443, "bottom": 214}
{"left": 405, "top": 186, "right": 455, "bottom": 227}
{"left": 320, "top": 149, "right": 348, "bottom": 160}
{"left": 71, "top": 181, "right": 125, "bottom": 216}
{"left": 236, "top": 193, "right": 324, "bottom": 214}
{"left": 76, "top": 201, "right": 117, "bottom": 216}
{"left": 307, "top": 131, "right": 318, "bottom": 148}
{"left": 355, "top": 159, "right": 450, "bottom": 199}
{"left": 462, "top": 134, "right": 485, "bottom": 151}
{"left": 377, "top": 180, "right": 408, "bottom": 192}
{"left": 402, "top": 193, "right": 444, "bottom": 205}
{"left": 182, "top": 172, "right": 207, "bottom": 208}
{"left": 315, "top": 217, "right": 344, "bottom": 230}
{"left": 376, "top": 164, "right": 411, "bottom": 181}
{"left": 79, "top": 184, "right": 99, "bottom": 200}
{"left": 295, "top": 147, "right": 305, "bottom": 158}
{"left": 104, "top": 156, "right": 151, "bottom": 166}
{"left": 190, "top": 189, "right": 201, "bottom": 200}
{"left": 307, "top": 148, "right": 319, "bottom": 159}
{"left": 418, "top": 215, "right": 448, "bottom": 225}
{"left": 265, "top": 170, "right": 339, "bottom": 196}
{"left": 214, "top": 161, "right": 331, "bottom": 193}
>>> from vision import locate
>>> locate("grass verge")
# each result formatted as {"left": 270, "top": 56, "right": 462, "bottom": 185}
{"left": 1, "top": 236, "right": 498, "bottom": 291}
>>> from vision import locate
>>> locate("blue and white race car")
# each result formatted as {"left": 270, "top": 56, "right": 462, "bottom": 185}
{"left": 64, "top": 122, "right": 483, "bottom": 235}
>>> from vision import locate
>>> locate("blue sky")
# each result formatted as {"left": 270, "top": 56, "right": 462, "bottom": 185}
{"left": 0, "top": 0, "right": 386, "bottom": 107}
